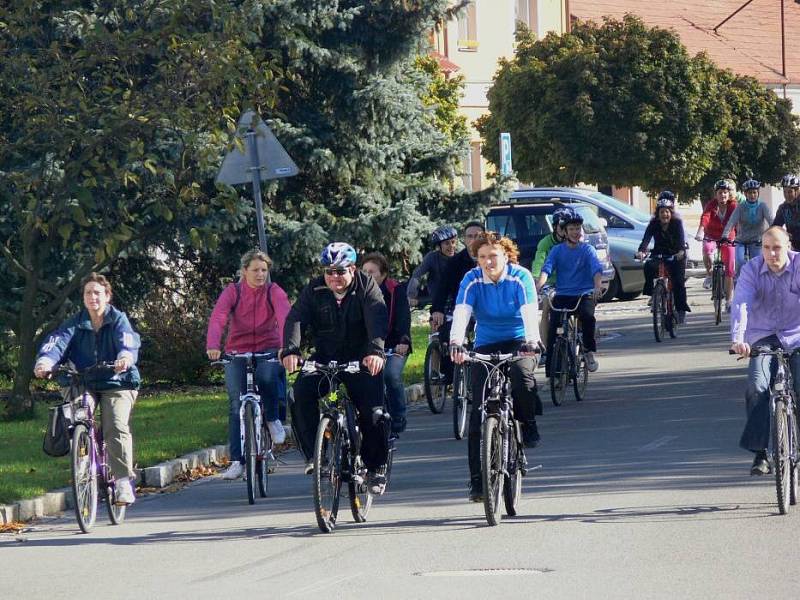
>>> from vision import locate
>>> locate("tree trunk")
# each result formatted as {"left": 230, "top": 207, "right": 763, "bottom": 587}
{"left": 5, "top": 283, "right": 40, "bottom": 418}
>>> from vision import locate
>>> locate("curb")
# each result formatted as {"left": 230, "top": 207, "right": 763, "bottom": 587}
{"left": 1, "top": 382, "right": 428, "bottom": 524}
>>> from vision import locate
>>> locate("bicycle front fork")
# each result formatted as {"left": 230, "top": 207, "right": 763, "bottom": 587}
{"left": 239, "top": 397, "right": 264, "bottom": 458}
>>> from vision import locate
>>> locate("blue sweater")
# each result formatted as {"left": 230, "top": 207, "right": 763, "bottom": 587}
{"left": 450, "top": 263, "right": 540, "bottom": 348}
{"left": 541, "top": 242, "right": 603, "bottom": 296}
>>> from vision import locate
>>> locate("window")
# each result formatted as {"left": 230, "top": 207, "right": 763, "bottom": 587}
{"left": 598, "top": 208, "right": 633, "bottom": 230}
{"left": 487, "top": 214, "right": 517, "bottom": 239}
{"left": 515, "top": 0, "right": 533, "bottom": 29}
{"left": 457, "top": 2, "right": 478, "bottom": 51}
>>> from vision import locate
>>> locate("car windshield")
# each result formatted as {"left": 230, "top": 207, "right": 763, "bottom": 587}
{"left": 587, "top": 191, "right": 650, "bottom": 223}
{"left": 573, "top": 205, "right": 602, "bottom": 234}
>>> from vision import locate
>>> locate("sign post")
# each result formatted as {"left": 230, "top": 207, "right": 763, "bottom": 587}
{"left": 216, "top": 110, "right": 299, "bottom": 266}
{"left": 500, "top": 132, "right": 513, "bottom": 176}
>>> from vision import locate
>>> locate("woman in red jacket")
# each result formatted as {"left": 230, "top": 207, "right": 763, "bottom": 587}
{"left": 694, "top": 179, "right": 737, "bottom": 312}
{"left": 206, "top": 250, "right": 291, "bottom": 480}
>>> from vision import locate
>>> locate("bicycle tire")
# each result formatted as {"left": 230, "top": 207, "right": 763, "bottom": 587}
{"left": 652, "top": 283, "right": 665, "bottom": 343}
{"left": 573, "top": 347, "right": 589, "bottom": 402}
{"left": 503, "top": 421, "right": 522, "bottom": 517}
{"left": 257, "top": 423, "right": 270, "bottom": 498}
{"left": 452, "top": 364, "right": 468, "bottom": 440}
{"left": 424, "top": 341, "right": 447, "bottom": 414}
{"left": 712, "top": 269, "right": 723, "bottom": 326}
{"left": 71, "top": 424, "right": 98, "bottom": 533}
{"left": 104, "top": 480, "right": 126, "bottom": 525}
{"left": 666, "top": 290, "right": 677, "bottom": 339}
{"left": 313, "top": 416, "right": 342, "bottom": 533}
{"left": 774, "top": 399, "right": 791, "bottom": 515}
{"left": 384, "top": 435, "right": 395, "bottom": 490}
{"left": 791, "top": 407, "right": 799, "bottom": 506}
{"left": 348, "top": 470, "right": 374, "bottom": 523}
{"left": 481, "top": 416, "right": 504, "bottom": 526}
{"left": 549, "top": 338, "right": 568, "bottom": 406}
{"left": 243, "top": 402, "right": 257, "bottom": 505}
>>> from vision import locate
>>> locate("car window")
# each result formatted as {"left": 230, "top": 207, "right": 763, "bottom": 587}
{"left": 573, "top": 205, "right": 602, "bottom": 234}
{"left": 523, "top": 214, "right": 551, "bottom": 237}
{"left": 598, "top": 208, "right": 634, "bottom": 229}
{"left": 486, "top": 214, "right": 517, "bottom": 238}
{"left": 587, "top": 191, "right": 650, "bottom": 223}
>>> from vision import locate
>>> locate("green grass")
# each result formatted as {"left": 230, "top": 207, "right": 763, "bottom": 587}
{"left": 0, "top": 325, "right": 431, "bottom": 505}
{"left": 0, "top": 389, "right": 228, "bottom": 505}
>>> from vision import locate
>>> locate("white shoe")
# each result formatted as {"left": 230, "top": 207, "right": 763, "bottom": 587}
{"left": 702, "top": 277, "right": 712, "bottom": 290}
{"left": 115, "top": 477, "right": 136, "bottom": 505}
{"left": 222, "top": 462, "right": 244, "bottom": 480}
{"left": 304, "top": 461, "right": 314, "bottom": 475}
{"left": 267, "top": 419, "right": 286, "bottom": 444}
{"left": 586, "top": 352, "right": 599, "bottom": 373}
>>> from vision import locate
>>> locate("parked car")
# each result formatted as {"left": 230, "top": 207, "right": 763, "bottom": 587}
{"left": 508, "top": 188, "right": 705, "bottom": 301}
{"left": 486, "top": 201, "right": 615, "bottom": 296}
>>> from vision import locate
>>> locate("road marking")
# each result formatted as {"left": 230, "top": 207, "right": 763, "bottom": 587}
{"left": 415, "top": 568, "right": 553, "bottom": 577}
{"left": 639, "top": 435, "right": 678, "bottom": 451}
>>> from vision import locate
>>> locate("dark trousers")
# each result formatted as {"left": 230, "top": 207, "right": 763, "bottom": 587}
{"left": 292, "top": 369, "right": 388, "bottom": 470}
{"left": 740, "top": 335, "right": 800, "bottom": 452}
{"left": 467, "top": 339, "right": 541, "bottom": 480}
{"left": 545, "top": 295, "right": 597, "bottom": 377}
{"left": 438, "top": 318, "right": 454, "bottom": 384}
{"left": 643, "top": 258, "right": 690, "bottom": 312}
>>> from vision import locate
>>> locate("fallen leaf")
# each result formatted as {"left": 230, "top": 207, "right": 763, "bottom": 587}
{"left": 0, "top": 522, "right": 26, "bottom": 534}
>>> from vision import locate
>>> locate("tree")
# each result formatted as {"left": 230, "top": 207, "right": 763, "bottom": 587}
{"left": 0, "top": 0, "right": 281, "bottom": 415}
{"left": 478, "top": 15, "right": 773, "bottom": 194}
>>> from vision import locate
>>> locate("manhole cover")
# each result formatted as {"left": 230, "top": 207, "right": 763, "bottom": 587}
{"left": 414, "top": 568, "right": 553, "bottom": 577}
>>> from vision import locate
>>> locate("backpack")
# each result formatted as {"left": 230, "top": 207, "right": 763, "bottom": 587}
{"left": 42, "top": 403, "right": 72, "bottom": 457}
{"left": 230, "top": 282, "right": 276, "bottom": 319}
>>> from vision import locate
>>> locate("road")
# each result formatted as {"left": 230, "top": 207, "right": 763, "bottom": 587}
{"left": 3, "top": 280, "right": 800, "bottom": 599}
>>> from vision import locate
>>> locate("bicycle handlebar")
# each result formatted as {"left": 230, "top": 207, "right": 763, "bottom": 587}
{"left": 703, "top": 237, "right": 734, "bottom": 246}
{"left": 301, "top": 360, "right": 362, "bottom": 375}
{"left": 549, "top": 293, "right": 594, "bottom": 313}
{"left": 211, "top": 351, "right": 278, "bottom": 366}
{"left": 729, "top": 348, "right": 796, "bottom": 358}
{"left": 51, "top": 362, "right": 118, "bottom": 377}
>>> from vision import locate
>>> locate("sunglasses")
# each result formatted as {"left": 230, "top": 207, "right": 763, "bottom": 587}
{"left": 324, "top": 267, "right": 349, "bottom": 276}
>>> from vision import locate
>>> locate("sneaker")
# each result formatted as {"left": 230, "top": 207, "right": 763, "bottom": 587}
{"left": 522, "top": 420, "right": 541, "bottom": 448}
{"left": 304, "top": 461, "right": 314, "bottom": 475}
{"left": 725, "top": 301, "right": 731, "bottom": 314}
{"left": 586, "top": 352, "right": 599, "bottom": 373}
{"left": 702, "top": 276, "right": 712, "bottom": 290}
{"left": 115, "top": 477, "right": 136, "bottom": 505}
{"left": 367, "top": 471, "right": 387, "bottom": 495}
{"left": 267, "top": 419, "right": 286, "bottom": 444}
{"left": 751, "top": 451, "right": 771, "bottom": 476}
{"left": 468, "top": 477, "right": 483, "bottom": 502}
{"left": 647, "top": 297, "right": 653, "bottom": 307}
{"left": 222, "top": 462, "right": 244, "bottom": 480}
{"left": 676, "top": 310, "right": 686, "bottom": 325}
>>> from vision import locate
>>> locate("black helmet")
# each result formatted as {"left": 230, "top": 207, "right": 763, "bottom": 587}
{"left": 656, "top": 191, "right": 675, "bottom": 210}
{"left": 551, "top": 207, "right": 573, "bottom": 229}
{"left": 430, "top": 225, "right": 457, "bottom": 246}
{"left": 562, "top": 206, "right": 584, "bottom": 226}
{"left": 714, "top": 179, "right": 734, "bottom": 191}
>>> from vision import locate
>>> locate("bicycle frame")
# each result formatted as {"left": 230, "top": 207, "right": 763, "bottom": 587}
{"left": 550, "top": 295, "right": 587, "bottom": 367}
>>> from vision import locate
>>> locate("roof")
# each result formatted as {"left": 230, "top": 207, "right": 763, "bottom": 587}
{"left": 430, "top": 51, "right": 461, "bottom": 75}
{"left": 569, "top": 0, "right": 800, "bottom": 85}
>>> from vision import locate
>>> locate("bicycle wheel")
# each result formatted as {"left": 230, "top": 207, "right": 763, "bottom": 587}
{"left": 104, "top": 477, "right": 126, "bottom": 525}
{"left": 256, "top": 423, "right": 270, "bottom": 498}
{"left": 424, "top": 341, "right": 447, "bottom": 414}
{"left": 666, "top": 290, "right": 677, "bottom": 339}
{"left": 573, "top": 347, "right": 589, "bottom": 402}
{"left": 244, "top": 402, "right": 257, "bottom": 505}
{"left": 313, "top": 416, "right": 343, "bottom": 533}
{"left": 452, "top": 364, "right": 468, "bottom": 440}
{"left": 549, "top": 338, "right": 568, "bottom": 406}
{"left": 348, "top": 464, "right": 374, "bottom": 523}
{"left": 773, "top": 398, "right": 791, "bottom": 515}
{"left": 712, "top": 269, "right": 723, "bottom": 325}
{"left": 652, "top": 283, "right": 665, "bottom": 342}
{"left": 791, "top": 407, "right": 799, "bottom": 506}
{"left": 503, "top": 420, "right": 522, "bottom": 517}
{"left": 71, "top": 424, "right": 98, "bottom": 533}
{"left": 384, "top": 435, "right": 395, "bottom": 490}
{"left": 481, "top": 416, "right": 504, "bottom": 526}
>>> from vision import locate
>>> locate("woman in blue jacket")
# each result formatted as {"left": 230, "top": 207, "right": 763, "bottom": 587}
{"left": 34, "top": 272, "right": 141, "bottom": 505}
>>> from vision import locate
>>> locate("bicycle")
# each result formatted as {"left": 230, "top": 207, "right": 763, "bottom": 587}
{"left": 731, "top": 347, "right": 800, "bottom": 515}
{"left": 306, "top": 360, "right": 388, "bottom": 533}
{"left": 423, "top": 320, "right": 449, "bottom": 414}
{"left": 705, "top": 237, "right": 733, "bottom": 325}
{"left": 212, "top": 352, "right": 278, "bottom": 505}
{"left": 548, "top": 294, "right": 590, "bottom": 406}
{"left": 52, "top": 363, "right": 128, "bottom": 534}
{"left": 451, "top": 332, "right": 474, "bottom": 440}
{"left": 464, "top": 351, "right": 530, "bottom": 526}
{"left": 639, "top": 253, "right": 678, "bottom": 343}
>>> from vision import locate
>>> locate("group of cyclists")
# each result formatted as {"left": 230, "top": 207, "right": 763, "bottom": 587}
{"left": 30, "top": 172, "right": 800, "bottom": 518}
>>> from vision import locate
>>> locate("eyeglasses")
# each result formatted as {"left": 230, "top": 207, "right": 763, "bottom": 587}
{"left": 324, "top": 267, "right": 348, "bottom": 276}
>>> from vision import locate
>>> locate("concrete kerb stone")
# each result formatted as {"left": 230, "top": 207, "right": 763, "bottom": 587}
{"left": 0, "top": 504, "right": 19, "bottom": 525}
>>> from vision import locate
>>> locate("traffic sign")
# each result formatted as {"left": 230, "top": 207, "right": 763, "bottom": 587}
{"left": 500, "top": 132, "right": 513, "bottom": 176}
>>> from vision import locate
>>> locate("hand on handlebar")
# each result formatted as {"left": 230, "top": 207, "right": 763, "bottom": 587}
{"left": 34, "top": 364, "right": 50, "bottom": 379}
{"left": 362, "top": 354, "right": 385, "bottom": 376}
{"left": 730, "top": 342, "right": 751, "bottom": 358}
{"left": 206, "top": 349, "right": 221, "bottom": 361}
{"left": 450, "top": 343, "right": 466, "bottom": 365}
{"left": 282, "top": 353, "right": 300, "bottom": 373}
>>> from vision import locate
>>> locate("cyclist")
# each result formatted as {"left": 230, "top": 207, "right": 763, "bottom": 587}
{"left": 361, "top": 251, "right": 412, "bottom": 436}
{"left": 33, "top": 273, "right": 141, "bottom": 505}
{"left": 773, "top": 174, "right": 800, "bottom": 251}
{"left": 694, "top": 179, "right": 737, "bottom": 312}
{"left": 635, "top": 191, "right": 691, "bottom": 324}
{"left": 430, "top": 221, "right": 486, "bottom": 384}
{"left": 536, "top": 207, "right": 604, "bottom": 374}
{"left": 406, "top": 225, "right": 457, "bottom": 308}
{"left": 531, "top": 207, "right": 571, "bottom": 349}
{"left": 281, "top": 242, "right": 390, "bottom": 494}
{"left": 722, "top": 179, "right": 773, "bottom": 278}
{"left": 730, "top": 226, "right": 800, "bottom": 475}
{"left": 206, "top": 249, "right": 291, "bottom": 480}
{"left": 450, "top": 230, "right": 542, "bottom": 502}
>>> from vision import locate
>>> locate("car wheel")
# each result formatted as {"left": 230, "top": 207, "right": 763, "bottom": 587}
{"left": 599, "top": 269, "right": 620, "bottom": 303}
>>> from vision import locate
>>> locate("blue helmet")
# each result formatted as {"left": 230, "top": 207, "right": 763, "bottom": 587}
{"left": 430, "top": 225, "right": 457, "bottom": 246}
{"left": 714, "top": 179, "right": 734, "bottom": 191}
{"left": 551, "top": 207, "right": 572, "bottom": 229}
{"left": 781, "top": 174, "right": 800, "bottom": 188}
{"left": 561, "top": 206, "right": 583, "bottom": 226}
{"left": 320, "top": 242, "right": 357, "bottom": 267}
{"left": 657, "top": 190, "right": 675, "bottom": 210}
{"left": 742, "top": 179, "right": 760, "bottom": 191}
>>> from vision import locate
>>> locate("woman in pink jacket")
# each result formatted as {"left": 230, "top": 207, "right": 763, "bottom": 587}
{"left": 206, "top": 249, "right": 291, "bottom": 480}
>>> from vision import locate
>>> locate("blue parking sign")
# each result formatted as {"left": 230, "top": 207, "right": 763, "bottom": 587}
{"left": 500, "top": 132, "right": 512, "bottom": 176}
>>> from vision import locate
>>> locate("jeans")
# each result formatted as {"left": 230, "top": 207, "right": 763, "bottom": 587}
{"left": 735, "top": 241, "right": 760, "bottom": 278}
{"left": 292, "top": 369, "right": 389, "bottom": 470}
{"left": 383, "top": 353, "right": 408, "bottom": 432}
{"left": 467, "top": 339, "right": 541, "bottom": 480}
{"left": 225, "top": 356, "right": 284, "bottom": 463}
{"left": 739, "top": 335, "right": 800, "bottom": 452}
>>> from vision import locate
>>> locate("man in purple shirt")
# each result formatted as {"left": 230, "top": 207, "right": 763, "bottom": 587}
{"left": 730, "top": 226, "right": 800, "bottom": 475}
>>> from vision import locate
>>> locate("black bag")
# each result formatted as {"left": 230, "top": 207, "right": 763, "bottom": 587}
{"left": 42, "top": 403, "right": 72, "bottom": 457}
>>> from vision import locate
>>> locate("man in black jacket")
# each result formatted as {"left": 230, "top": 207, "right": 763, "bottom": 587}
{"left": 281, "top": 242, "right": 390, "bottom": 493}
{"left": 430, "top": 221, "right": 485, "bottom": 383}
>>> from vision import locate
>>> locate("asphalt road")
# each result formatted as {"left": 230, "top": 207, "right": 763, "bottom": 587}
{"left": 4, "top": 280, "right": 800, "bottom": 599}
